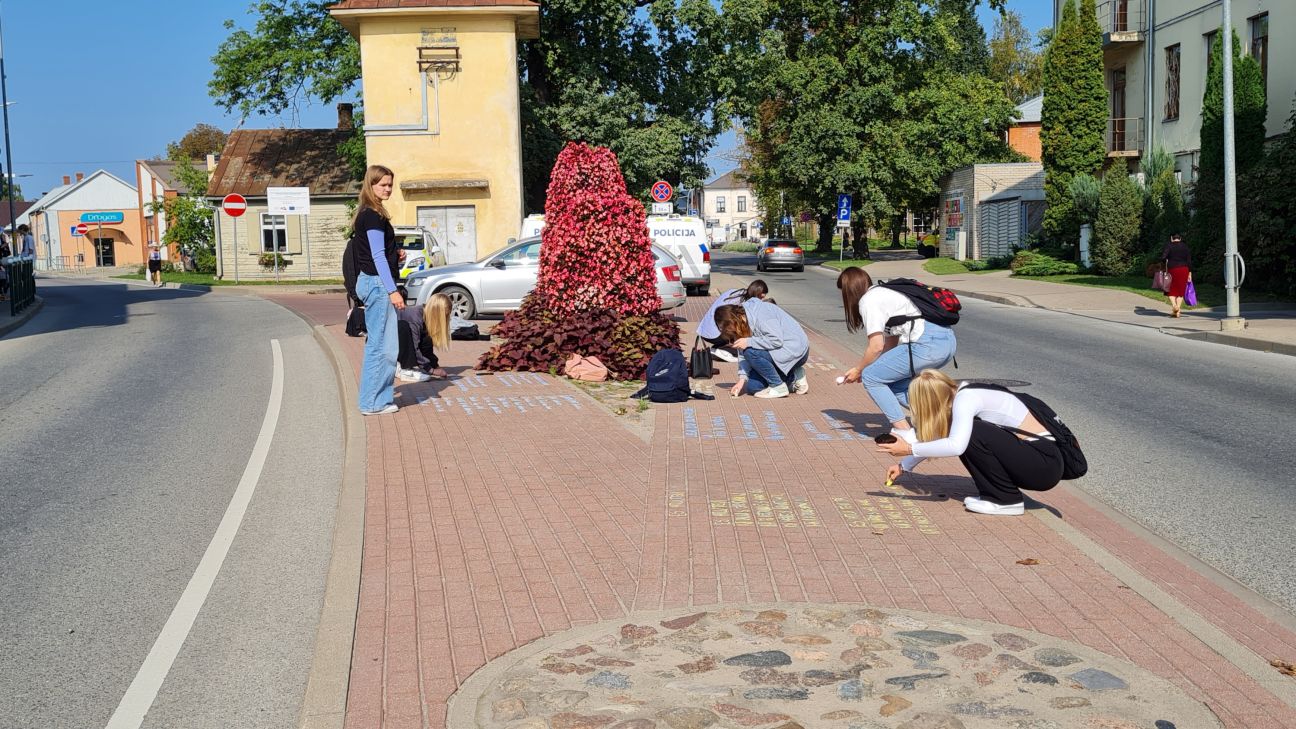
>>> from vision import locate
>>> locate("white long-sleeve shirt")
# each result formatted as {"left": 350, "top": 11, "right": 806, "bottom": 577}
{"left": 900, "top": 385, "right": 1050, "bottom": 471}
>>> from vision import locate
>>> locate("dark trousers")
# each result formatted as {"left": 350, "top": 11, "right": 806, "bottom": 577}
{"left": 702, "top": 333, "right": 728, "bottom": 347}
{"left": 397, "top": 321, "right": 439, "bottom": 370}
{"left": 959, "top": 420, "right": 1064, "bottom": 505}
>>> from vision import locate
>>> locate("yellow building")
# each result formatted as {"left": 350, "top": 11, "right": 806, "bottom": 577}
{"left": 330, "top": 0, "right": 540, "bottom": 264}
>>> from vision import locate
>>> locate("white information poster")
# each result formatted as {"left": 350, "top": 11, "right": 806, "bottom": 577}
{"left": 266, "top": 187, "right": 312, "bottom": 215}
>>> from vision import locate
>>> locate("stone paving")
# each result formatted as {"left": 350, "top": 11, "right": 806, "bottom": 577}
{"left": 449, "top": 604, "right": 1219, "bottom": 729}
{"left": 267, "top": 292, "right": 1296, "bottom": 729}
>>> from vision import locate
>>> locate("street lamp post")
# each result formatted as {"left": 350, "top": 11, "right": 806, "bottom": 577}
{"left": 1220, "top": 0, "right": 1244, "bottom": 330}
{"left": 0, "top": 10, "right": 16, "bottom": 240}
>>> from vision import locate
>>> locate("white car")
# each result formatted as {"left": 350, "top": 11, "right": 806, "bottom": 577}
{"left": 394, "top": 225, "right": 444, "bottom": 281}
{"left": 646, "top": 215, "right": 710, "bottom": 295}
{"left": 404, "top": 236, "right": 687, "bottom": 318}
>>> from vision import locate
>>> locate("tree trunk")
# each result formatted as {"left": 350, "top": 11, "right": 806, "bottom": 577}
{"left": 817, "top": 213, "right": 835, "bottom": 253}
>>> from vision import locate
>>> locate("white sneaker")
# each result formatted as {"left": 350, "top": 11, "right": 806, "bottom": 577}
{"left": 754, "top": 383, "right": 790, "bottom": 399}
{"left": 891, "top": 427, "right": 918, "bottom": 445}
{"left": 397, "top": 368, "right": 432, "bottom": 382}
{"left": 361, "top": 403, "right": 399, "bottom": 416}
{"left": 793, "top": 376, "right": 810, "bottom": 395}
{"left": 964, "top": 496, "right": 1025, "bottom": 516}
{"left": 711, "top": 348, "right": 739, "bottom": 363}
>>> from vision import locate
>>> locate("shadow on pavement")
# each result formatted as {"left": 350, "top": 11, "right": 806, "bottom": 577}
{"left": 2, "top": 279, "right": 209, "bottom": 342}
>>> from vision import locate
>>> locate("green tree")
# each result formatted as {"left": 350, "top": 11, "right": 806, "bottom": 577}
{"left": 1189, "top": 28, "right": 1267, "bottom": 280}
{"left": 938, "top": 0, "right": 989, "bottom": 75}
{"left": 1139, "top": 147, "right": 1185, "bottom": 255}
{"left": 988, "top": 10, "right": 1044, "bottom": 104}
{"left": 1238, "top": 98, "right": 1296, "bottom": 297}
{"left": 0, "top": 177, "right": 22, "bottom": 201}
{"left": 1092, "top": 169, "right": 1141, "bottom": 275}
{"left": 1068, "top": 173, "right": 1100, "bottom": 225}
{"left": 149, "top": 158, "right": 216, "bottom": 272}
{"left": 725, "top": 0, "right": 1017, "bottom": 252}
{"left": 1040, "top": 0, "right": 1106, "bottom": 248}
{"left": 166, "top": 123, "right": 228, "bottom": 161}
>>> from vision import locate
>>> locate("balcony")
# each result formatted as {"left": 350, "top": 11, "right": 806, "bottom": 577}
{"left": 1106, "top": 117, "right": 1144, "bottom": 157}
{"left": 1098, "top": 0, "right": 1146, "bottom": 47}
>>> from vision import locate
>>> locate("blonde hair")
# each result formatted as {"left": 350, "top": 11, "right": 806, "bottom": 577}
{"left": 908, "top": 369, "right": 958, "bottom": 443}
{"left": 423, "top": 293, "right": 451, "bottom": 349}
{"left": 353, "top": 164, "right": 394, "bottom": 228}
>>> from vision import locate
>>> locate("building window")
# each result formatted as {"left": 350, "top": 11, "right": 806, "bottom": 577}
{"left": 1204, "top": 29, "right": 1218, "bottom": 74}
{"left": 715, "top": 196, "right": 726, "bottom": 214}
{"left": 1165, "top": 44, "right": 1181, "bottom": 121}
{"left": 737, "top": 196, "right": 747, "bottom": 213}
{"left": 1250, "top": 13, "right": 1268, "bottom": 90}
{"left": 261, "top": 214, "right": 287, "bottom": 253}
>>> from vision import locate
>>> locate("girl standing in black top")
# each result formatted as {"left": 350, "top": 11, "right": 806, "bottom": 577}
{"left": 353, "top": 164, "right": 405, "bottom": 415}
{"left": 1161, "top": 233, "right": 1192, "bottom": 318}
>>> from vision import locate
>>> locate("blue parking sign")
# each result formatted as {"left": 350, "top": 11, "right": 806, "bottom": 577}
{"left": 837, "top": 193, "right": 852, "bottom": 223}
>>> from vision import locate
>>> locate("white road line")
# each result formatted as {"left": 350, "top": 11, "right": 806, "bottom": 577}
{"left": 105, "top": 339, "right": 285, "bottom": 729}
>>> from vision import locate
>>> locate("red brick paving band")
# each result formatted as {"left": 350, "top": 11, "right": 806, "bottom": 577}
{"left": 268, "top": 292, "right": 1296, "bottom": 729}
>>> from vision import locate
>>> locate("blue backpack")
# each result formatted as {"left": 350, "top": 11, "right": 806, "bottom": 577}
{"left": 644, "top": 348, "right": 691, "bottom": 403}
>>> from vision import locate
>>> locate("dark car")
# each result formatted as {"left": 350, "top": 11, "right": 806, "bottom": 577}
{"left": 756, "top": 238, "right": 805, "bottom": 272}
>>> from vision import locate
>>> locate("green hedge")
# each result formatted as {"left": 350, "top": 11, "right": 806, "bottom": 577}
{"left": 1010, "top": 250, "right": 1080, "bottom": 276}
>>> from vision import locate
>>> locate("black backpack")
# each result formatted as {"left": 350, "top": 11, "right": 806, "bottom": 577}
{"left": 643, "top": 348, "right": 691, "bottom": 403}
{"left": 964, "top": 383, "right": 1088, "bottom": 480}
{"left": 877, "top": 278, "right": 961, "bottom": 328}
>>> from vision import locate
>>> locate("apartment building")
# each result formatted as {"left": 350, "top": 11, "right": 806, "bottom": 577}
{"left": 1054, "top": 0, "right": 1292, "bottom": 179}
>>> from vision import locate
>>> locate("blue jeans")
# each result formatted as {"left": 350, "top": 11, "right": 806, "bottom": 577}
{"left": 743, "top": 348, "right": 808, "bottom": 394}
{"left": 357, "top": 273, "right": 399, "bottom": 412}
{"left": 862, "top": 324, "right": 956, "bottom": 424}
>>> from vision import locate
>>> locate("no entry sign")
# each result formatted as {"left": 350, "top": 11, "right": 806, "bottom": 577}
{"left": 222, "top": 193, "right": 248, "bottom": 217}
{"left": 75, "top": 223, "right": 89, "bottom": 236}
{"left": 650, "top": 181, "right": 674, "bottom": 203}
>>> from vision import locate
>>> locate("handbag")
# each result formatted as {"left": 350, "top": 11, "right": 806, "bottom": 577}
{"left": 688, "top": 336, "right": 716, "bottom": 379}
{"left": 564, "top": 353, "right": 609, "bottom": 382}
{"left": 1152, "top": 269, "right": 1169, "bottom": 292}
{"left": 1184, "top": 280, "right": 1198, "bottom": 307}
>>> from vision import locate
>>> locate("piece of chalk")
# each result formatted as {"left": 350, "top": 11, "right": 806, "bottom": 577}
{"left": 884, "top": 479, "right": 894, "bottom": 487}
{"left": 836, "top": 376, "right": 846, "bottom": 384}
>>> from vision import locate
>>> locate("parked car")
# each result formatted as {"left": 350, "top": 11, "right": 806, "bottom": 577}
{"left": 404, "top": 236, "right": 687, "bottom": 318}
{"left": 756, "top": 238, "right": 804, "bottom": 272}
{"left": 394, "top": 225, "right": 445, "bottom": 280}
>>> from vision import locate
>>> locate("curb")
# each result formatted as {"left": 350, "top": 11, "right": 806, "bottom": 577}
{"left": 0, "top": 296, "right": 44, "bottom": 337}
{"left": 297, "top": 324, "right": 367, "bottom": 729}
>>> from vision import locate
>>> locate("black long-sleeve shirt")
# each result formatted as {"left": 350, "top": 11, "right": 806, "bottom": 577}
{"left": 1162, "top": 241, "right": 1191, "bottom": 269}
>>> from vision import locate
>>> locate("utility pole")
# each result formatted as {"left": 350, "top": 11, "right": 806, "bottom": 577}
{"left": 1220, "top": 0, "right": 1245, "bottom": 330}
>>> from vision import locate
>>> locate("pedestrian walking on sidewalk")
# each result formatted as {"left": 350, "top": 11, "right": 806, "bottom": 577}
{"left": 352, "top": 164, "right": 405, "bottom": 416}
{"left": 1161, "top": 233, "right": 1192, "bottom": 318}
{"left": 716, "top": 297, "right": 809, "bottom": 399}
{"left": 396, "top": 292, "right": 451, "bottom": 382}
{"left": 17, "top": 224, "right": 35, "bottom": 258}
{"left": 698, "top": 280, "right": 770, "bottom": 363}
{"left": 878, "top": 370, "right": 1062, "bottom": 516}
{"left": 147, "top": 245, "right": 164, "bottom": 286}
{"left": 837, "top": 266, "right": 956, "bottom": 443}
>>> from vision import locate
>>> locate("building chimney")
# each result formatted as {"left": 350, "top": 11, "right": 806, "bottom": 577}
{"left": 76, "top": 172, "right": 84, "bottom": 182}
{"left": 62, "top": 175, "right": 71, "bottom": 185}
{"left": 337, "top": 103, "right": 354, "bottom": 131}
{"left": 206, "top": 153, "right": 218, "bottom": 172}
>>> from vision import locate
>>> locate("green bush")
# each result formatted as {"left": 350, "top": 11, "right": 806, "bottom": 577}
{"left": 258, "top": 253, "right": 293, "bottom": 270}
{"left": 1092, "top": 170, "right": 1142, "bottom": 275}
{"left": 964, "top": 254, "right": 1013, "bottom": 271}
{"left": 721, "top": 241, "right": 760, "bottom": 252}
{"left": 194, "top": 249, "right": 217, "bottom": 273}
{"left": 1011, "top": 249, "right": 1080, "bottom": 276}
{"left": 478, "top": 296, "right": 681, "bottom": 379}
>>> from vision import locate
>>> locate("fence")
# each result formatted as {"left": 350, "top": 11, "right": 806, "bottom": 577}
{"left": 1097, "top": 0, "right": 1146, "bottom": 35}
{"left": 4, "top": 257, "right": 35, "bottom": 315}
{"left": 1106, "top": 117, "right": 1145, "bottom": 156}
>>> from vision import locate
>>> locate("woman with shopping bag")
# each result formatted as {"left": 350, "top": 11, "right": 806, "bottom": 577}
{"left": 1161, "top": 233, "right": 1193, "bottom": 318}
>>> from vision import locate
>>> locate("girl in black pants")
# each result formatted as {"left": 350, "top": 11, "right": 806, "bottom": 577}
{"left": 877, "top": 370, "right": 1063, "bottom": 515}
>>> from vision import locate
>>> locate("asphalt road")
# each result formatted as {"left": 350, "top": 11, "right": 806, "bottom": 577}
{"left": 712, "top": 251, "right": 1296, "bottom": 615}
{"left": 0, "top": 278, "right": 344, "bottom": 729}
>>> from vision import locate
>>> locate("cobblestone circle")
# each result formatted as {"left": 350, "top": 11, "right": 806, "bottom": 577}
{"left": 449, "top": 604, "right": 1221, "bottom": 729}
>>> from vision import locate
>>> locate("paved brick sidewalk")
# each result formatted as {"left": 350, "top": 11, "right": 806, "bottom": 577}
{"left": 270, "top": 292, "right": 1296, "bottom": 729}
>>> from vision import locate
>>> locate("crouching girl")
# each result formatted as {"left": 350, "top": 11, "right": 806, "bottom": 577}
{"left": 715, "top": 298, "right": 809, "bottom": 399}
{"left": 878, "top": 370, "right": 1062, "bottom": 516}
{"left": 396, "top": 293, "right": 451, "bottom": 382}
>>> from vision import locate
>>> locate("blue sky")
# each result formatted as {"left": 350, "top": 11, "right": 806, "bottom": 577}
{"left": 5, "top": 1, "right": 1053, "bottom": 200}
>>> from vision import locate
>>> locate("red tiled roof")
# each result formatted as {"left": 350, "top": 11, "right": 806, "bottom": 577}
{"left": 206, "top": 129, "right": 361, "bottom": 199}
{"left": 330, "top": 0, "right": 538, "bottom": 9}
